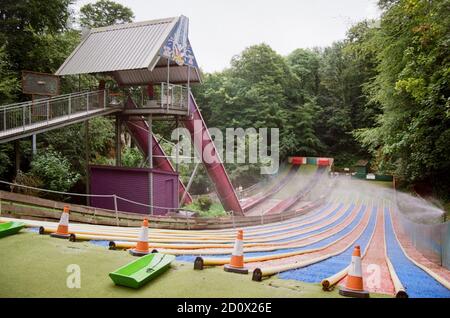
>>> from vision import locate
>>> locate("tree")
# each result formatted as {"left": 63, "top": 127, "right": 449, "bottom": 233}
{"left": 355, "top": 0, "right": 450, "bottom": 198}
{"left": 0, "top": 46, "right": 20, "bottom": 105}
{"left": 0, "top": 0, "right": 73, "bottom": 75}
{"left": 286, "top": 48, "right": 321, "bottom": 102}
{"left": 79, "top": 0, "right": 134, "bottom": 28}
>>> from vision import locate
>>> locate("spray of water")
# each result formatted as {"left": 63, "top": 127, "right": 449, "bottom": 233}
{"left": 316, "top": 176, "right": 446, "bottom": 224}
{"left": 239, "top": 163, "right": 446, "bottom": 224}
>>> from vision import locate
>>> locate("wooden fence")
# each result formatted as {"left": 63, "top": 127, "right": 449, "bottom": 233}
{"left": 0, "top": 190, "right": 325, "bottom": 230}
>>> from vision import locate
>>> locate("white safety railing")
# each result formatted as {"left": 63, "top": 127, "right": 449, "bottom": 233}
{"left": 0, "top": 90, "right": 109, "bottom": 135}
{"left": 160, "top": 82, "right": 189, "bottom": 110}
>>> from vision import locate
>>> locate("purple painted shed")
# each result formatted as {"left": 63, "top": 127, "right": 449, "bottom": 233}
{"left": 89, "top": 165, "right": 179, "bottom": 215}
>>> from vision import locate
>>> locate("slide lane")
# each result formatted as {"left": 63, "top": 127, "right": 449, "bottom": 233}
{"left": 255, "top": 205, "right": 375, "bottom": 272}
{"left": 111, "top": 202, "right": 357, "bottom": 253}
{"left": 264, "top": 167, "right": 324, "bottom": 215}
{"left": 242, "top": 165, "right": 299, "bottom": 212}
{"left": 337, "top": 205, "right": 395, "bottom": 296}
{"left": 171, "top": 203, "right": 357, "bottom": 256}
{"left": 385, "top": 207, "right": 450, "bottom": 298}
{"left": 177, "top": 202, "right": 368, "bottom": 262}
{"left": 244, "top": 165, "right": 306, "bottom": 217}
{"left": 274, "top": 205, "right": 377, "bottom": 285}
{"left": 184, "top": 93, "right": 243, "bottom": 214}
{"left": 245, "top": 203, "right": 375, "bottom": 279}
{"left": 104, "top": 202, "right": 349, "bottom": 251}
{"left": 0, "top": 200, "right": 334, "bottom": 245}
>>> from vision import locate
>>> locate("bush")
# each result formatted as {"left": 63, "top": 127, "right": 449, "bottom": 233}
{"left": 29, "top": 149, "right": 80, "bottom": 193}
{"left": 121, "top": 147, "right": 144, "bottom": 167}
{"left": 197, "top": 196, "right": 213, "bottom": 212}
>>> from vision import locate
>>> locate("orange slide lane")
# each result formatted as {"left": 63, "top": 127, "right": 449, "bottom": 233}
{"left": 339, "top": 207, "right": 395, "bottom": 295}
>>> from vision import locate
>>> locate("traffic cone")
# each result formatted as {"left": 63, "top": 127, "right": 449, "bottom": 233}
{"left": 224, "top": 229, "right": 248, "bottom": 274}
{"left": 50, "top": 205, "right": 71, "bottom": 239}
{"left": 339, "top": 245, "right": 370, "bottom": 298}
{"left": 129, "top": 219, "right": 150, "bottom": 256}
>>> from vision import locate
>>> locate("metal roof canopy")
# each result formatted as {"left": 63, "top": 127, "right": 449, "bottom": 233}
{"left": 55, "top": 16, "right": 201, "bottom": 85}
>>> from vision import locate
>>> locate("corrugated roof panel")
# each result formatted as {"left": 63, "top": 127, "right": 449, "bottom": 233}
{"left": 56, "top": 17, "right": 178, "bottom": 75}
{"left": 114, "top": 66, "right": 201, "bottom": 86}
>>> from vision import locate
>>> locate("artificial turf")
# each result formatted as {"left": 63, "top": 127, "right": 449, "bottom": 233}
{"left": 0, "top": 231, "right": 390, "bottom": 298}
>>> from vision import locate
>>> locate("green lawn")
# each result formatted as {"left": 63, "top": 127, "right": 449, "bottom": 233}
{"left": 0, "top": 231, "right": 389, "bottom": 298}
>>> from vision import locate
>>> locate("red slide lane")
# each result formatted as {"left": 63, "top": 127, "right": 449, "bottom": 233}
{"left": 338, "top": 207, "right": 395, "bottom": 295}
{"left": 183, "top": 93, "right": 243, "bottom": 215}
{"left": 242, "top": 166, "right": 298, "bottom": 212}
{"left": 123, "top": 97, "right": 193, "bottom": 205}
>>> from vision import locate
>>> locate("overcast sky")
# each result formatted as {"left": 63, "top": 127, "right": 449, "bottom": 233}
{"left": 73, "top": 0, "right": 381, "bottom": 72}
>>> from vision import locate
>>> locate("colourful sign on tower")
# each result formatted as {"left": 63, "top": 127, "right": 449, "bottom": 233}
{"left": 160, "top": 16, "right": 198, "bottom": 68}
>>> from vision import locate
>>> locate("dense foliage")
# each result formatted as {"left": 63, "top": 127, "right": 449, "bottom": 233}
{"left": 354, "top": 0, "right": 450, "bottom": 199}
{"left": 79, "top": 0, "right": 134, "bottom": 28}
{"left": 28, "top": 149, "right": 80, "bottom": 193}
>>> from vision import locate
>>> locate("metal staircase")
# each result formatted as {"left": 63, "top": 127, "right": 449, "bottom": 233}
{"left": 0, "top": 90, "right": 122, "bottom": 143}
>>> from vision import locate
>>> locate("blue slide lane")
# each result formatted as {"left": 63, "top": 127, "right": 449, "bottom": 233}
{"left": 384, "top": 208, "right": 450, "bottom": 298}
{"left": 270, "top": 203, "right": 349, "bottom": 243}
{"left": 277, "top": 205, "right": 377, "bottom": 283}
{"left": 251, "top": 203, "right": 343, "bottom": 238}
{"left": 247, "top": 202, "right": 334, "bottom": 237}
{"left": 176, "top": 203, "right": 365, "bottom": 263}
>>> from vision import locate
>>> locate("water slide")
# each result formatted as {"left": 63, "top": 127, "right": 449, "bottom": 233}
{"left": 264, "top": 166, "right": 326, "bottom": 215}
{"left": 242, "top": 166, "right": 299, "bottom": 212}
{"left": 182, "top": 93, "right": 243, "bottom": 215}
{"left": 123, "top": 97, "right": 193, "bottom": 205}
{"left": 124, "top": 94, "right": 243, "bottom": 215}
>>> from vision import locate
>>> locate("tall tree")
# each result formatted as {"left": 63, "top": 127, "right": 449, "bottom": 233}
{"left": 0, "top": 0, "right": 73, "bottom": 74}
{"left": 79, "top": 0, "right": 134, "bottom": 28}
{"left": 355, "top": 0, "right": 450, "bottom": 197}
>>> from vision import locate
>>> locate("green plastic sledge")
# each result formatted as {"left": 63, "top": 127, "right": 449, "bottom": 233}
{"left": 0, "top": 221, "right": 25, "bottom": 238}
{"left": 109, "top": 253, "right": 175, "bottom": 289}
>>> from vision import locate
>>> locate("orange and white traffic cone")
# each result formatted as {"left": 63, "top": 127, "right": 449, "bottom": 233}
{"left": 339, "top": 245, "right": 370, "bottom": 298}
{"left": 129, "top": 219, "right": 151, "bottom": 256}
{"left": 50, "top": 205, "right": 71, "bottom": 239}
{"left": 224, "top": 229, "right": 248, "bottom": 274}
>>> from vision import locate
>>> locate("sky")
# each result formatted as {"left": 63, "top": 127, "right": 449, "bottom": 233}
{"left": 72, "top": 0, "right": 381, "bottom": 73}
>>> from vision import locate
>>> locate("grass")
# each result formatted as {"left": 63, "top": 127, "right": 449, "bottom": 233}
{"left": 443, "top": 202, "right": 450, "bottom": 222}
{"left": 0, "top": 231, "right": 390, "bottom": 298}
{"left": 370, "top": 181, "right": 393, "bottom": 189}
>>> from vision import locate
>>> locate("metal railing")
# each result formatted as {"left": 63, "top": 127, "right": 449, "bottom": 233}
{"left": 393, "top": 202, "right": 450, "bottom": 270}
{"left": 160, "top": 82, "right": 189, "bottom": 110}
{"left": 0, "top": 90, "right": 109, "bottom": 135}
